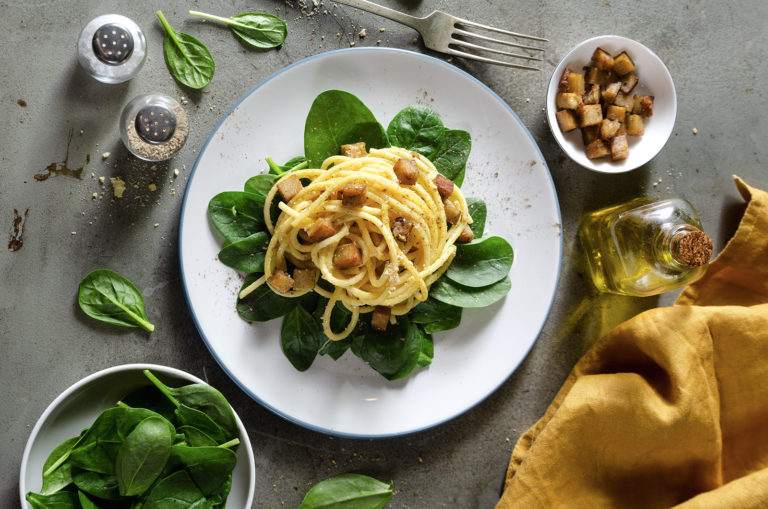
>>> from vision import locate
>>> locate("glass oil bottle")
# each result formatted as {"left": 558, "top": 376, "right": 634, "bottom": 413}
{"left": 578, "top": 197, "right": 713, "bottom": 297}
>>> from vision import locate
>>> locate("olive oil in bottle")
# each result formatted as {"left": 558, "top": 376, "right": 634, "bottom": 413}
{"left": 578, "top": 197, "right": 713, "bottom": 297}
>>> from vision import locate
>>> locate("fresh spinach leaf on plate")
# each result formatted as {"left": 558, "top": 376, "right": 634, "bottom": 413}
{"left": 281, "top": 305, "right": 325, "bottom": 371}
{"left": 143, "top": 470, "right": 209, "bottom": 508}
{"left": 387, "top": 104, "right": 445, "bottom": 160}
{"left": 25, "top": 491, "right": 79, "bottom": 509}
{"left": 465, "top": 197, "right": 487, "bottom": 238}
{"left": 432, "top": 129, "right": 471, "bottom": 180}
{"left": 236, "top": 273, "right": 310, "bottom": 322}
{"left": 40, "top": 436, "right": 78, "bottom": 495}
{"left": 446, "top": 236, "right": 514, "bottom": 288}
{"left": 208, "top": 191, "right": 266, "bottom": 243}
{"left": 72, "top": 469, "right": 122, "bottom": 500}
{"left": 156, "top": 11, "right": 215, "bottom": 89}
{"left": 116, "top": 416, "right": 173, "bottom": 497}
{"left": 299, "top": 473, "right": 394, "bottom": 509}
{"left": 189, "top": 11, "right": 287, "bottom": 49}
{"left": 410, "top": 297, "right": 462, "bottom": 334}
{"left": 430, "top": 275, "right": 512, "bottom": 308}
{"left": 78, "top": 269, "right": 155, "bottom": 332}
{"left": 304, "top": 90, "right": 389, "bottom": 168}
{"left": 217, "top": 231, "right": 269, "bottom": 273}
{"left": 171, "top": 444, "right": 237, "bottom": 496}
{"left": 357, "top": 316, "right": 422, "bottom": 381}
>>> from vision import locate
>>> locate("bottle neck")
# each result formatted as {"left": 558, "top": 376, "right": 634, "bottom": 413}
{"left": 658, "top": 225, "right": 713, "bottom": 268}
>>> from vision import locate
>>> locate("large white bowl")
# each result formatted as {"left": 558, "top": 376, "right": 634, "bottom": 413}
{"left": 19, "top": 364, "right": 255, "bottom": 507}
{"left": 546, "top": 35, "right": 677, "bottom": 173}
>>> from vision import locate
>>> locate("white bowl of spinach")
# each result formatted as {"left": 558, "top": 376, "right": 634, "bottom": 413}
{"left": 19, "top": 364, "right": 255, "bottom": 508}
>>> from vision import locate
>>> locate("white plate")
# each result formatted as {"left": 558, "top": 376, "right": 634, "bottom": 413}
{"left": 546, "top": 35, "right": 677, "bottom": 173}
{"left": 179, "top": 48, "right": 561, "bottom": 438}
{"left": 19, "top": 364, "right": 255, "bottom": 507}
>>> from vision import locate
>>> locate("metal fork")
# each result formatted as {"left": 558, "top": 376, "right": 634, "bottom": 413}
{"left": 331, "top": 0, "right": 546, "bottom": 70}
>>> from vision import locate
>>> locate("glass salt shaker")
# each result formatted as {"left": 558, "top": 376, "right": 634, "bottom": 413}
{"left": 578, "top": 197, "right": 713, "bottom": 297}
{"left": 77, "top": 14, "right": 147, "bottom": 84}
{"left": 119, "top": 93, "right": 189, "bottom": 161}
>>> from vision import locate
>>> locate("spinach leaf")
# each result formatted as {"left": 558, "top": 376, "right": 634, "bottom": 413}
{"left": 156, "top": 11, "right": 215, "bottom": 89}
{"left": 465, "top": 198, "right": 487, "bottom": 238}
{"left": 170, "top": 444, "right": 237, "bottom": 496}
{"left": 453, "top": 164, "right": 466, "bottom": 188}
{"left": 217, "top": 232, "right": 269, "bottom": 273}
{"left": 430, "top": 275, "right": 512, "bottom": 308}
{"left": 174, "top": 404, "right": 227, "bottom": 444}
{"left": 236, "top": 273, "right": 303, "bottom": 322}
{"left": 25, "top": 491, "right": 79, "bottom": 509}
{"left": 357, "top": 316, "right": 422, "bottom": 380}
{"left": 41, "top": 436, "right": 78, "bottom": 494}
{"left": 432, "top": 129, "right": 471, "bottom": 180}
{"left": 144, "top": 369, "right": 238, "bottom": 441}
{"left": 416, "top": 327, "right": 434, "bottom": 368}
{"left": 189, "top": 11, "right": 287, "bottom": 49}
{"left": 69, "top": 407, "right": 162, "bottom": 474}
{"left": 268, "top": 156, "right": 307, "bottom": 175}
{"left": 313, "top": 298, "right": 355, "bottom": 359}
{"left": 77, "top": 491, "right": 100, "bottom": 509}
{"left": 281, "top": 305, "right": 325, "bottom": 371}
{"left": 387, "top": 104, "right": 445, "bottom": 160}
{"left": 78, "top": 269, "right": 154, "bottom": 332}
{"left": 143, "top": 470, "right": 208, "bottom": 508}
{"left": 207, "top": 474, "right": 232, "bottom": 506}
{"left": 72, "top": 468, "right": 122, "bottom": 500}
{"left": 178, "top": 426, "right": 218, "bottom": 447}
{"left": 299, "top": 473, "right": 393, "bottom": 509}
{"left": 304, "top": 90, "right": 389, "bottom": 168}
{"left": 116, "top": 416, "right": 173, "bottom": 497}
{"left": 446, "top": 236, "right": 514, "bottom": 287}
{"left": 410, "top": 297, "right": 462, "bottom": 334}
{"left": 208, "top": 191, "right": 266, "bottom": 243}
{"left": 243, "top": 173, "right": 278, "bottom": 198}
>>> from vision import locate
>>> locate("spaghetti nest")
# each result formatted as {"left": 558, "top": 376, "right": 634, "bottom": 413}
{"left": 254, "top": 146, "right": 471, "bottom": 340}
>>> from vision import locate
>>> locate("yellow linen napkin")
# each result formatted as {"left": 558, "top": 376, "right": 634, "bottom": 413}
{"left": 496, "top": 177, "right": 768, "bottom": 509}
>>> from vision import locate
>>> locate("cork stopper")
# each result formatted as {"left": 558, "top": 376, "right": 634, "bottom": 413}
{"left": 673, "top": 230, "right": 713, "bottom": 267}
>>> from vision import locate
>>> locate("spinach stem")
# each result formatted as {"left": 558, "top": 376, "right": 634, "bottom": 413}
{"left": 155, "top": 10, "right": 184, "bottom": 51}
{"left": 266, "top": 157, "right": 283, "bottom": 175}
{"left": 43, "top": 452, "right": 70, "bottom": 478}
{"left": 218, "top": 438, "right": 241, "bottom": 449}
{"left": 188, "top": 10, "right": 253, "bottom": 31}
{"left": 143, "top": 369, "right": 181, "bottom": 408}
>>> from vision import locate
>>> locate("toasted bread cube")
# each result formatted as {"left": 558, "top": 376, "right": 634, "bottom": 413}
{"left": 592, "top": 47, "right": 615, "bottom": 70}
{"left": 612, "top": 51, "right": 635, "bottom": 76}
{"left": 556, "top": 110, "right": 579, "bottom": 132}
{"left": 267, "top": 270, "right": 293, "bottom": 294}
{"left": 556, "top": 92, "right": 581, "bottom": 110}
{"left": 435, "top": 174, "right": 454, "bottom": 199}
{"left": 371, "top": 305, "right": 391, "bottom": 331}
{"left": 584, "top": 66, "right": 613, "bottom": 86}
{"left": 581, "top": 125, "right": 600, "bottom": 145}
{"left": 333, "top": 243, "right": 362, "bottom": 269}
{"left": 626, "top": 114, "right": 645, "bottom": 136}
{"left": 558, "top": 68, "right": 572, "bottom": 92}
{"left": 457, "top": 224, "right": 474, "bottom": 243}
{"left": 614, "top": 92, "right": 634, "bottom": 111}
{"left": 606, "top": 105, "right": 627, "bottom": 122}
{"left": 276, "top": 174, "right": 303, "bottom": 202}
{"left": 601, "top": 82, "right": 622, "bottom": 104}
{"left": 443, "top": 199, "right": 462, "bottom": 224}
{"left": 340, "top": 142, "right": 366, "bottom": 158}
{"left": 391, "top": 216, "right": 413, "bottom": 242}
{"left": 585, "top": 139, "right": 611, "bottom": 159}
{"left": 620, "top": 73, "right": 639, "bottom": 94}
{"left": 306, "top": 218, "right": 336, "bottom": 242}
{"left": 393, "top": 158, "right": 418, "bottom": 185}
{"left": 341, "top": 181, "right": 367, "bottom": 206}
{"left": 600, "top": 119, "right": 622, "bottom": 140}
{"left": 567, "top": 72, "right": 586, "bottom": 96}
{"left": 582, "top": 84, "right": 600, "bottom": 105}
{"left": 577, "top": 103, "right": 603, "bottom": 127}
{"left": 292, "top": 268, "right": 316, "bottom": 292}
{"left": 610, "top": 134, "right": 630, "bottom": 160}
{"left": 633, "top": 95, "right": 654, "bottom": 116}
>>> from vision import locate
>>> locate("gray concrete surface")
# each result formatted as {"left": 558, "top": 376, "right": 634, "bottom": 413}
{"left": 2, "top": 1, "right": 766, "bottom": 507}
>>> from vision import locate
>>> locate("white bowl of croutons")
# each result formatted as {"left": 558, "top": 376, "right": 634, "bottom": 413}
{"left": 547, "top": 35, "right": 676, "bottom": 173}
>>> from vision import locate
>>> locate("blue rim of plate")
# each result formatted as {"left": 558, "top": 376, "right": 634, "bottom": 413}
{"left": 178, "top": 47, "right": 562, "bottom": 439}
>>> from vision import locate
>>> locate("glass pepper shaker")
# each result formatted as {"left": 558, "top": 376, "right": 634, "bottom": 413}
{"left": 119, "top": 93, "right": 189, "bottom": 161}
{"left": 578, "top": 197, "right": 713, "bottom": 297}
{"left": 77, "top": 14, "right": 147, "bottom": 84}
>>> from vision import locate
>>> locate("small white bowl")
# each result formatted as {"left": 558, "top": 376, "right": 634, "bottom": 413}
{"left": 19, "top": 364, "right": 255, "bottom": 507}
{"left": 546, "top": 35, "right": 677, "bottom": 173}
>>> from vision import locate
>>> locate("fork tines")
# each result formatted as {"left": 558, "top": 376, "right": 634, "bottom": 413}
{"left": 450, "top": 18, "right": 547, "bottom": 70}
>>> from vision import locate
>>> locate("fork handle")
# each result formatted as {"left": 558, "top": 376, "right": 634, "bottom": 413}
{"left": 331, "top": 0, "right": 424, "bottom": 31}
